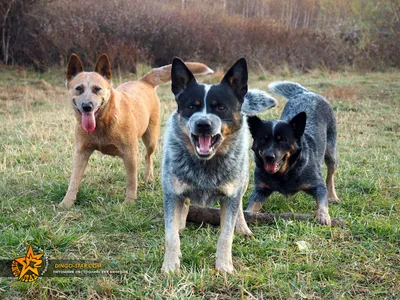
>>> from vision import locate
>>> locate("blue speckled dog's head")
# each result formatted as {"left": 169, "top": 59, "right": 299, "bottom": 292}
{"left": 171, "top": 57, "right": 248, "bottom": 160}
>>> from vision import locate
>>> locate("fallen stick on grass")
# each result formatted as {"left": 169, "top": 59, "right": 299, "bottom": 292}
{"left": 187, "top": 206, "right": 345, "bottom": 227}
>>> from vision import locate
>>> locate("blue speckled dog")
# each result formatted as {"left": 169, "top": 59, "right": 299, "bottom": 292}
{"left": 246, "top": 81, "right": 340, "bottom": 226}
{"left": 161, "top": 57, "right": 276, "bottom": 273}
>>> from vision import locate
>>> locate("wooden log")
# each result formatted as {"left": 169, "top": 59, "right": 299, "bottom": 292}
{"left": 187, "top": 206, "right": 346, "bottom": 227}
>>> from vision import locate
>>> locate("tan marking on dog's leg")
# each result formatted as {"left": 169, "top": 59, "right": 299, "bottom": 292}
{"left": 59, "top": 148, "right": 93, "bottom": 208}
{"left": 122, "top": 145, "right": 139, "bottom": 204}
{"left": 235, "top": 198, "right": 252, "bottom": 236}
{"left": 180, "top": 198, "right": 190, "bottom": 230}
{"left": 216, "top": 200, "right": 236, "bottom": 273}
{"left": 142, "top": 106, "right": 160, "bottom": 183}
{"left": 171, "top": 177, "right": 188, "bottom": 195}
{"left": 326, "top": 167, "right": 340, "bottom": 203}
{"left": 247, "top": 201, "right": 263, "bottom": 213}
{"left": 162, "top": 201, "right": 183, "bottom": 273}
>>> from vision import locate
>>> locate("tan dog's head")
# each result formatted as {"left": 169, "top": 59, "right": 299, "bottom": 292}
{"left": 66, "top": 54, "right": 113, "bottom": 133}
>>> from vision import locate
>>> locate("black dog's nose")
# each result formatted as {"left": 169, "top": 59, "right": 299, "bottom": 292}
{"left": 82, "top": 102, "right": 93, "bottom": 112}
{"left": 196, "top": 119, "right": 212, "bottom": 131}
{"left": 264, "top": 154, "right": 275, "bottom": 162}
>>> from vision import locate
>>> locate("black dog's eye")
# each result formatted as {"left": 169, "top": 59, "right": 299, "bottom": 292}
{"left": 189, "top": 105, "right": 196, "bottom": 110}
{"left": 92, "top": 86, "right": 101, "bottom": 93}
{"left": 216, "top": 105, "right": 226, "bottom": 112}
{"left": 75, "top": 86, "right": 83, "bottom": 93}
{"left": 260, "top": 137, "right": 267, "bottom": 144}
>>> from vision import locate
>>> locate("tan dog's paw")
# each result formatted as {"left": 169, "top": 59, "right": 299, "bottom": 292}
{"left": 235, "top": 224, "right": 253, "bottom": 237}
{"left": 216, "top": 259, "right": 234, "bottom": 274}
{"left": 328, "top": 196, "right": 341, "bottom": 203}
{"left": 58, "top": 198, "right": 75, "bottom": 208}
{"left": 316, "top": 208, "right": 331, "bottom": 226}
{"left": 123, "top": 197, "right": 136, "bottom": 205}
{"left": 144, "top": 173, "right": 154, "bottom": 183}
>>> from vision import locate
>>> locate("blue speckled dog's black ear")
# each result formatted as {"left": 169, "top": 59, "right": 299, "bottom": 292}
{"left": 221, "top": 57, "right": 248, "bottom": 103}
{"left": 171, "top": 57, "right": 196, "bottom": 97}
{"left": 247, "top": 115, "right": 263, "bottom": 137}
{"left": 289, "top": 112, "right": 307, "bottom": 139}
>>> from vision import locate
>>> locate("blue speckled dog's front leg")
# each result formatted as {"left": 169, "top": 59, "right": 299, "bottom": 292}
{"left": 162, "top": 192, "right": 185, "bottom": 273}
{"left": 216, "top": 196, "right": 240, "bottom": 273}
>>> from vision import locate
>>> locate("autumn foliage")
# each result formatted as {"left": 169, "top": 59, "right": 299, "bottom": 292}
{"left": 1, "top": 0, "right": 399, "bottom": 72}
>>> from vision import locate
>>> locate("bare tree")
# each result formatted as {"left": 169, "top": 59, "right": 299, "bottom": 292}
{"left": 1, "top": 0, "right": 16, "bottom": 64}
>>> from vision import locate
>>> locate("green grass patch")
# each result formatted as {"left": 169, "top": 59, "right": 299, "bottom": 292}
{"left": 0, "top": 69, "right": 399, "bottom": 298}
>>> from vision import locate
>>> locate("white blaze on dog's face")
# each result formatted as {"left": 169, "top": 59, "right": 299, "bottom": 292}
{"left": 66, "top": 54, "right": 113, "bottom": 133}
{"left": 171, "top": 57, "right": 248, "bottom": 160}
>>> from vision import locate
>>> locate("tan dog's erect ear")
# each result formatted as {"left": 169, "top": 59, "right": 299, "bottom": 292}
{"left": 66, "top": 54, "right": 84, "bottom": 81}
{"left": 94, "top": 53, "right": 112, "bottom": 80}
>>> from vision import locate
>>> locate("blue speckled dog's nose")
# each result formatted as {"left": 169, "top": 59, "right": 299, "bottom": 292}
{"left": 196, "top": 119, "right": 212, "bottom": 131}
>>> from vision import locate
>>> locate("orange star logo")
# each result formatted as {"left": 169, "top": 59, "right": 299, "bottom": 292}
{"left": 11, "top": 245, "right": 43, "bottom": 282}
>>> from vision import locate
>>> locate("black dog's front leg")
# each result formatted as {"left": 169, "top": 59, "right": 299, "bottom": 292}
{"left": 246, "top": 187, "right": 273, "bottom": 213}
{"left": 306, "top": 186, "right": 331, "bottom": 226}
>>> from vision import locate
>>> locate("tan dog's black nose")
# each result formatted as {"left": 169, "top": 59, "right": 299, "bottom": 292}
{"left": 82, "top": 102, "right": 93, "bottom": 112}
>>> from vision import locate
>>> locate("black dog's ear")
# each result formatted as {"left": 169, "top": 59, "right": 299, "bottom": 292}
{"left": 247, "top": 115, "right": 263, "bottom": 137}
{"left": 171, "top": 57, "right": 196, "bottom": 97}
{"left": 66, "top": 54, "right": 84, "bottom": 81}
{"left": 94, "top": 53, "right": 112, "bottom": 80}
{"left": 221, "top": 57, "right": 248, "bottom": 103}
{"left": 289, "top": 112, "right": 307, "bottom": 139}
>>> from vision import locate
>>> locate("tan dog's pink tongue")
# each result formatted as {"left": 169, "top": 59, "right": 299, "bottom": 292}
{"left": 199, "top": 136, "right": 212, "bottom": 153}
{"left": 81, "top": 112, "right": 96, "bottom": 133}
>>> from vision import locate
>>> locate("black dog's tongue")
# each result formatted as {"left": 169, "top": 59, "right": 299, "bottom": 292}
{"left": 199, "top": 136, "right": 212, "bottom": 153}
{"left": 265, "top": 162, "right": 278, "bottom": 173}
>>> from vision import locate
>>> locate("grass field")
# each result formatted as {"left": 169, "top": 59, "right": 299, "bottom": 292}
{"left": 0, "top": 67, "right": 399, "bottom": 299}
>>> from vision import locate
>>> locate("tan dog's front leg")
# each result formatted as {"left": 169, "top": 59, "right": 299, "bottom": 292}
{"left": 216, "top": 199, "right": 239, "bottom": 273}
{"left": 59, "top": 148, "right": 93, "bottom": 208}
{"left": 122, "top": 150, "right": 138, "bottom": 205}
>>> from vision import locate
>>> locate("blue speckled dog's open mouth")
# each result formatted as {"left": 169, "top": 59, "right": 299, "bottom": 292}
{"left": 191, "top": 133, "right": 222, "bottom": 158}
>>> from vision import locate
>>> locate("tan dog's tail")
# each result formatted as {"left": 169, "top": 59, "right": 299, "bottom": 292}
{"left": 140, "top": 62, "right": 213, "bottom": 87}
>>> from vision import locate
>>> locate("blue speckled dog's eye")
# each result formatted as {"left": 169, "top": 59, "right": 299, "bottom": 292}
{"left": 75, "top": 86, "right": 83, "bottom": 93}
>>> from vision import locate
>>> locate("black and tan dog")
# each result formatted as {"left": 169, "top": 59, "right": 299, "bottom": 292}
{"left": 247, "top": 81, "right": 340, "bottom": 226}
{"left": 161, "top": 57, "right": 276, "bottom": 273}
{"left": 60, "top": 54, "right": 212, "bottom": 207}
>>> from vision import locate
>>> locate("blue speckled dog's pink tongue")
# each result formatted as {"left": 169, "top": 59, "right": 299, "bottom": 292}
{"left": 199, "top": 136, "right": 212, "bottom": 153}
{"left": 81, "top": 112, "right": 96, "bottom": 133}
{"left": 265, "top": 163, "right": 278, "bottom": 173}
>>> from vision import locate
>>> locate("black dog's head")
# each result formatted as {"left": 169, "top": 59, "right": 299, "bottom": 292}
{"left": 247, "top": 113, "right": 306, "bottom": 174}
{"left": 171, "top": 57, "right": 248, "bottom": 160}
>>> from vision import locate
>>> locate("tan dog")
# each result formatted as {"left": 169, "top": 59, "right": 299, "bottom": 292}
{"left": 60, "top": 54, "right": 213, "bottom": 207}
